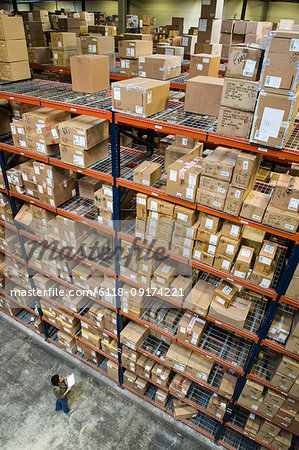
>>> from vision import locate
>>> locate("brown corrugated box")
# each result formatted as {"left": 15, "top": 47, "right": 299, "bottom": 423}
{"left": 59, "top": 115, "right": 109, "bottom": 149}
{"left": 52, "top": 49, "right": 77, "bottom": 67}
{"left": 119, "top": 40, "right": 153, "bottom": 58}
{"left": 188, "top": 53, "right": 220, "bottom": 78}
{"left": 70, "top": 55, "right": 110, "bottom": 93}
{"left": 221, "top": 78, "right": 258, "bottom": 112}
{"left": 216, "top": 107, "right": 253, "bottom": 139}
{"left": 183, "top": 279, "right": 215, "bottom": 316}
{"left": 195, "top": 42, "right": 222, "bottom": 56}
{"left": 209, "top": 296, "right": 252, "bottom": 330}
{"left": 271, "top": 174, "right": 299, "bottom": 213}
{"left": 0, "top": 40, "right": 28, "bottom": 62}
{"left": 0, "top": 61, "right": 30, "bottom": 81}
{"left": 184, "top": 75, "right": 224, "bottom": 116}
{"left": 212, "top": 280, "right": 238, "bottom": 308}
{"left": 176, "top": 312, "right": 206, "bottom": 346}
{"left": 155, "top": 388, "right": 169, "bottom": 407}
{"left": 263, "top": 204, "right": 299, "bottom": 234}
{"left": 59, "top": 140, "right": 109, "bottom": 168}
{"left": 202, "top": 147, "right": 239, "bottom": 182}
{"left": 226, "top": 44, "right": 264, "bottom": 81}
{"left": 28, "top": 47, "right": 51, "bottom": 64}
{"left": 119, "top": 57, "right": 139, "bottom": 76}
{"left": 166, "top": 155, "right": 202, "bottom": 202}
{"left": 133, "top": 161, "right": 162, "bottom": 186}
{"left": 250, "top": 91, "right": 299, "bottom": 149}
{"left": 112, "top": 77, "right": 170, "bottom": 117}
{"left": 173, "top": 399, "right": 198, "bottom": 420}
{"left": 138, "top": 54, "right": 181, "bottom": 80}
{"left": 120, "top": 321, "right": 149, "bottom": 350}
{"left": 233, "top": 246, "right": 254, "bottom": 278}
{"left": 0, "top": 16, "right": 25, "bottom": 40}
{"left": 240, "top": 190, "right": 271, "bottom": 222}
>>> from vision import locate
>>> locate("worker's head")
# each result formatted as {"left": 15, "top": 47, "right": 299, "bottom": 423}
{"left": 51, "top": 374, "right": 60, "bottom": 386}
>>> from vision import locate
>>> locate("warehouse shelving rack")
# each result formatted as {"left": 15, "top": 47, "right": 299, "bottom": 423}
{"left": 0, "top": 79, "right": 298, "bottom": 448}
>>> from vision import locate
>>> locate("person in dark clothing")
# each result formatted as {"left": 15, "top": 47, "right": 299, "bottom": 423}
{"left": 51, "top": 374, "right": 72, "bottom": 413}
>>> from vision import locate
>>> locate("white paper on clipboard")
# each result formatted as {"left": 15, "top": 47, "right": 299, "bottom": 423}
{"left": 67, "top": 374, "right": 75, "bottom": 388}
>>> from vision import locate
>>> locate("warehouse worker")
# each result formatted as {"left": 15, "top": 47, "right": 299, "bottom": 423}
{"left": 51, "top": 374, "right": 72, "bottom": 414}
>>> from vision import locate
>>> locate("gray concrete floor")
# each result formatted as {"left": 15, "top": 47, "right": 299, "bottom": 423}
{"left": 0, "top": 314, "right": 221, "bottom": 450}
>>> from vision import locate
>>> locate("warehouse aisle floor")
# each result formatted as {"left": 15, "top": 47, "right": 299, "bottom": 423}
{"left": 0, "top": 315, "right": 220, "bottom": 450}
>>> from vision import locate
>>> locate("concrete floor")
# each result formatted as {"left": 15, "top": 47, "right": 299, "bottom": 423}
{"left": 0, "top": 314, "right": 221, "bottom": 450}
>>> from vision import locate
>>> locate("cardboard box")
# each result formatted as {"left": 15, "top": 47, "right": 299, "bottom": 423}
{"left": 220, "top": 78, "right": 258, "bottom": 112}
{"left": 199, "top": 213, "right": 221, "bottom": 234}
{"left": 263, "top": 204, "right": 299, "bottom": 234}
{"left": 51, "top": 32, "right": 77, "bottom": 50}
{"left": 260, "top": 50, "right": 299, "bottom": 96}
{"left": 0, "top": 61, "right": 30, "bottom": 81}
{"left": 212, "top": 280, "right": 238, "bottom": 308}
{"left": 165, "top": 143, "right": 202, "bottom": 172}
{"left": 169, "top": 374, "right": 192, "bottom": 398}
{"left": 59, "top": 115, "right": 109, "bottom": 149}
{"left": 166, "top": 155, "right": 202, "bottom": 202}
{"left": 286, "top": 276, "right": 299, "bottom": 300}
{"left": 197, "top": 19, "right": 221, "bottom": 45}
{"left": 133, "top": 161, "right": 161, "bottom": 186}
{"left": 156, "top": 45, "right": 184, "bottom": 61}
{"left": 70, "top": 55, "right": 109, "bottom": 93}
{"left": 250, "top": 91, "right": 299, "bottom": 149}
{"left": 194, "top": 42, "right": 222, "bottom": 56}
{"left": 176, "top": 313, "right": 206, "bottom": 346}
{"left": 174, "top": 205, "right": 198, "bottom": 226}
{"left": 78, "top": 176, "right": 102, "bottom": 200}
{"left": 226, "top": 44, "right": 264, "bottom": 81}
{"left": 119, "top": 57, "right": 139, "bottom": 76}
{"left": 240, "top": 190, "right": 271, "bottom": 222}
{"left": 196, "top": 188, "right": 226, "bottom": 211}
{"left": 28, "top": 47, "right": 51, "bottom": 64}
{"left": 173, "top": 399, "right": 198, "bottom": 420}
{"left": 231, "top": 153, "right": 261, "bottom": 190}
{"left": 202, "top": 146, "right": 239, "bottom": 182}
{"left": 242, "top": 379, "right": 264, "bottom": 400}
{"left": 233, "top": 246, "right": 254, "bottom": 278}
{"left": 59, "top": 139, "right": 109, "bottom": 168}
{"left": 184, "top": 75, "right": 224, "bottom": 116}
{"left": 138, "top": 54, "right": 181, "bottom": 80}
{"left": 184, "top": 279, "right": 215, "bottom": 316}
{"left": 0, "top": 40, "right": 27, "bottom": 62}
{"left": 271, "top": 174, "right": 299, "bottom": 213}
{"left": 263, "top": 389, "right": 286, "bottom": 409}
{"left": 52, "top": 49, "right": 77, "bottom": 67}
{"left": 80, "top": 35, "right": 114, "bottom": 55}
{"left": 112, "top": 77, "right": 170, "bottom": 117}
{"left": 189, "top": 53, "right": 220, "bottom": 78}
{"left": 270, "top": 373, "right": 295, "bottom": 392}
{"left": 216, "top": 107, "right": 253, "bottom": 139}
{"left": 201, "top": 0, "right": 224, "bottom": 19}
{"left": 181, "top": 35, "right": 197, "bottom": 55}
{"left": 209, "top": 296, "right": 251, "bottom": 330}
{"left": 218, "top": 372, "right": 238, "bottom": 399}
{"left": 0, "top": 16, "right": 25, "bottom": 40}
{"left": 155, "top": 389, "right": 169, "bottom": 407}
{"left": 120, "top": 321, "right": 149, "bottom": 350}
{"left": 119, "top": 40, "right": 153, "bottom": 58}
{"left": 268, "top": 310, "right": 293, "bottom": 344}
{"left": 186, "top": 351, "right": 214, "bottom": 381}
{"left": 289, "top": 379, "right": 299, "bottom": 397}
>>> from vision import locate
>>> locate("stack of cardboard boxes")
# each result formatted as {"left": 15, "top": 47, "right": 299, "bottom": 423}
{"left": 142, "top": 15, "right": 155, "bottom": 35}
{"left": 79, "top": 11, "right": 94, "bottom": 34}
{"left": 58, "top": 115, "right": 109, "bottom": 168}
{"left": 216, "top": 45, "right": 261, "bottom": 138}
{"left": 251, "top": 30, "right": 299, "bottom": 149}
{"left": 119, "top": 39, "right": 152, "bottom": 77}
{"left": 0, "top": 15, "right": 30, "bottom": 81}
{"left": 24, "top": 17, "right": 47, "bottom": 48}
{"left": 94, "top": 183, "right": 113, "bottom": 228}
{"left": 51, "top": 31, "right": 77, "bottom": 67}
{"left": 15, "top": 106, "right": 70, "bottom": 154}
{"left": 197, "top": 0, "right": 223, "bottom": 55}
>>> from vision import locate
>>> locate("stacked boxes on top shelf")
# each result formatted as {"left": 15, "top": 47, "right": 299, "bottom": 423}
{"left": 142, "top": 15, "right": 155, "bottom": 35}
{"left": 0, "top": 15, "right": 30, "bottom": 81}
{"left": 50, "top": 31, "right": 77, "bottom": 67}
{"left": 24, "top": 10, "right": 48, "bottom": 48}
{"left": 196, "top": 0, "right": 223, "bottom": 55}
{"left": 216, "top": 44, "right": 262, "bottom": 138}
{"left": 79, "top": 34, "right": 115, "bottom": 70}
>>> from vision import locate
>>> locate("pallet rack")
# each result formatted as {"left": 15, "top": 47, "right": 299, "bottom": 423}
{"left": 0, "top": 79, "right": 298, "bottom": 449}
